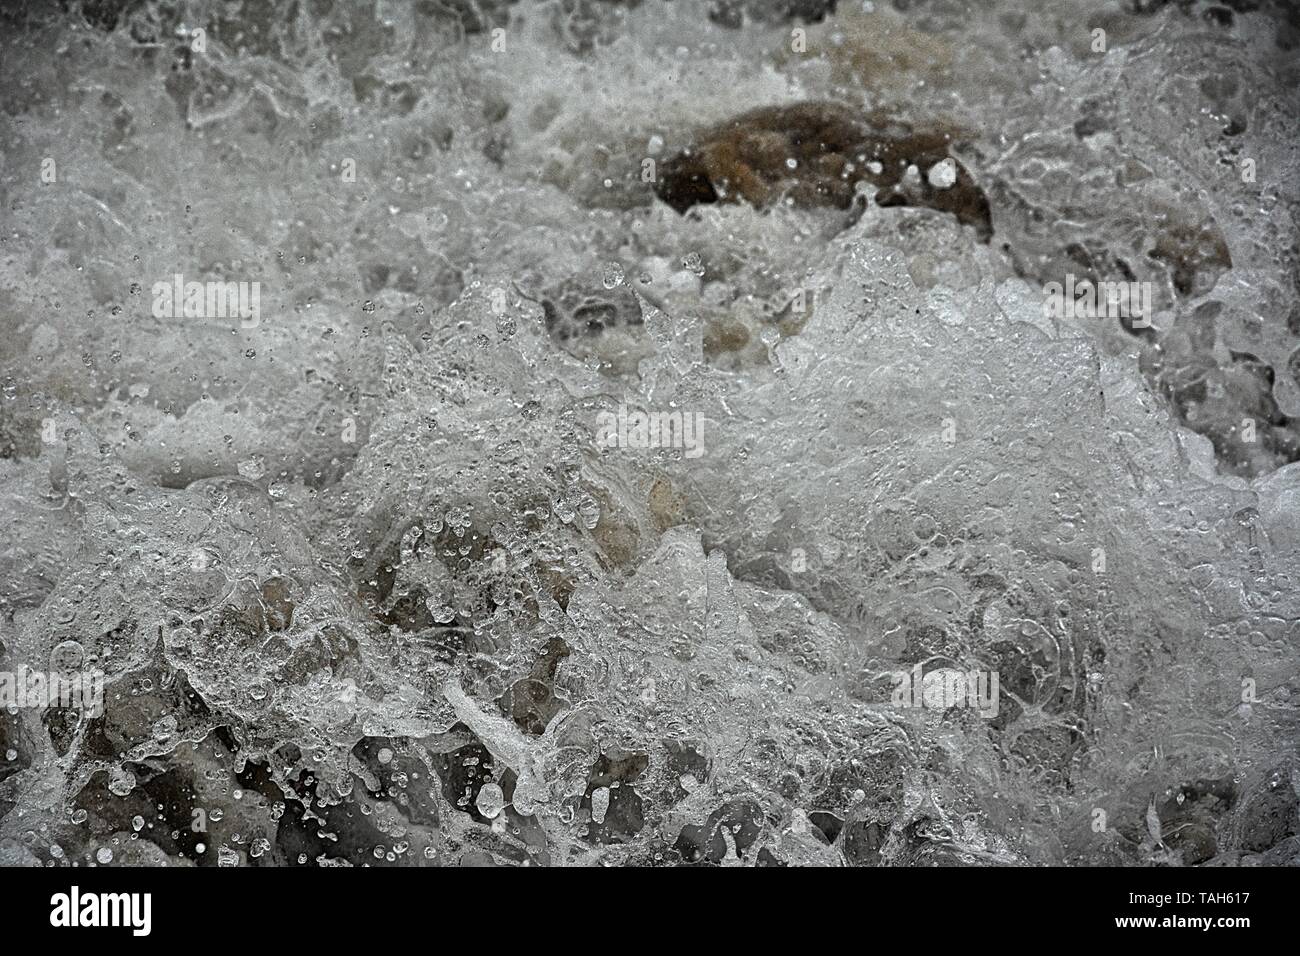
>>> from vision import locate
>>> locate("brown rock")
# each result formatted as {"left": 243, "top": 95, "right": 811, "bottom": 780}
{"left": 656, "top": 101, "right": 992, "bottom": 239}
{"left": 1149, "top": 219, "right": 1233, "bottom": 298}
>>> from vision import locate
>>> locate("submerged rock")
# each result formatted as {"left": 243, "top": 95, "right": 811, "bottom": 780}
{"left": 655, "top": 101, "right": 992, "bottom": 240}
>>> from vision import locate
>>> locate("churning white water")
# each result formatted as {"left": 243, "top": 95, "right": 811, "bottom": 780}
{"left": 0, "top": 0, "right": 1297, "bottom": 866}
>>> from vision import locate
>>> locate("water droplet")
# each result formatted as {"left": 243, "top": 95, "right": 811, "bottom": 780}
{"left": 475, "top": 783, "right": 506, "bottom": 819}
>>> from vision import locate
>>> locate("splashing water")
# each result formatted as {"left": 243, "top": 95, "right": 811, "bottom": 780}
{"left": 0, "top": 0, "right": 1298, "bottom": 867}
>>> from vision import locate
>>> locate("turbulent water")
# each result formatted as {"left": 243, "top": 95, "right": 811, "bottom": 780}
{"left": 0, "top": 0, "right": 1298, "bottom": 867}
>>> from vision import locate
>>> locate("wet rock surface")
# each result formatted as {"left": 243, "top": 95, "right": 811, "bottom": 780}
{"left": 656, "top": 101, "right": 992, "bottom": 240}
